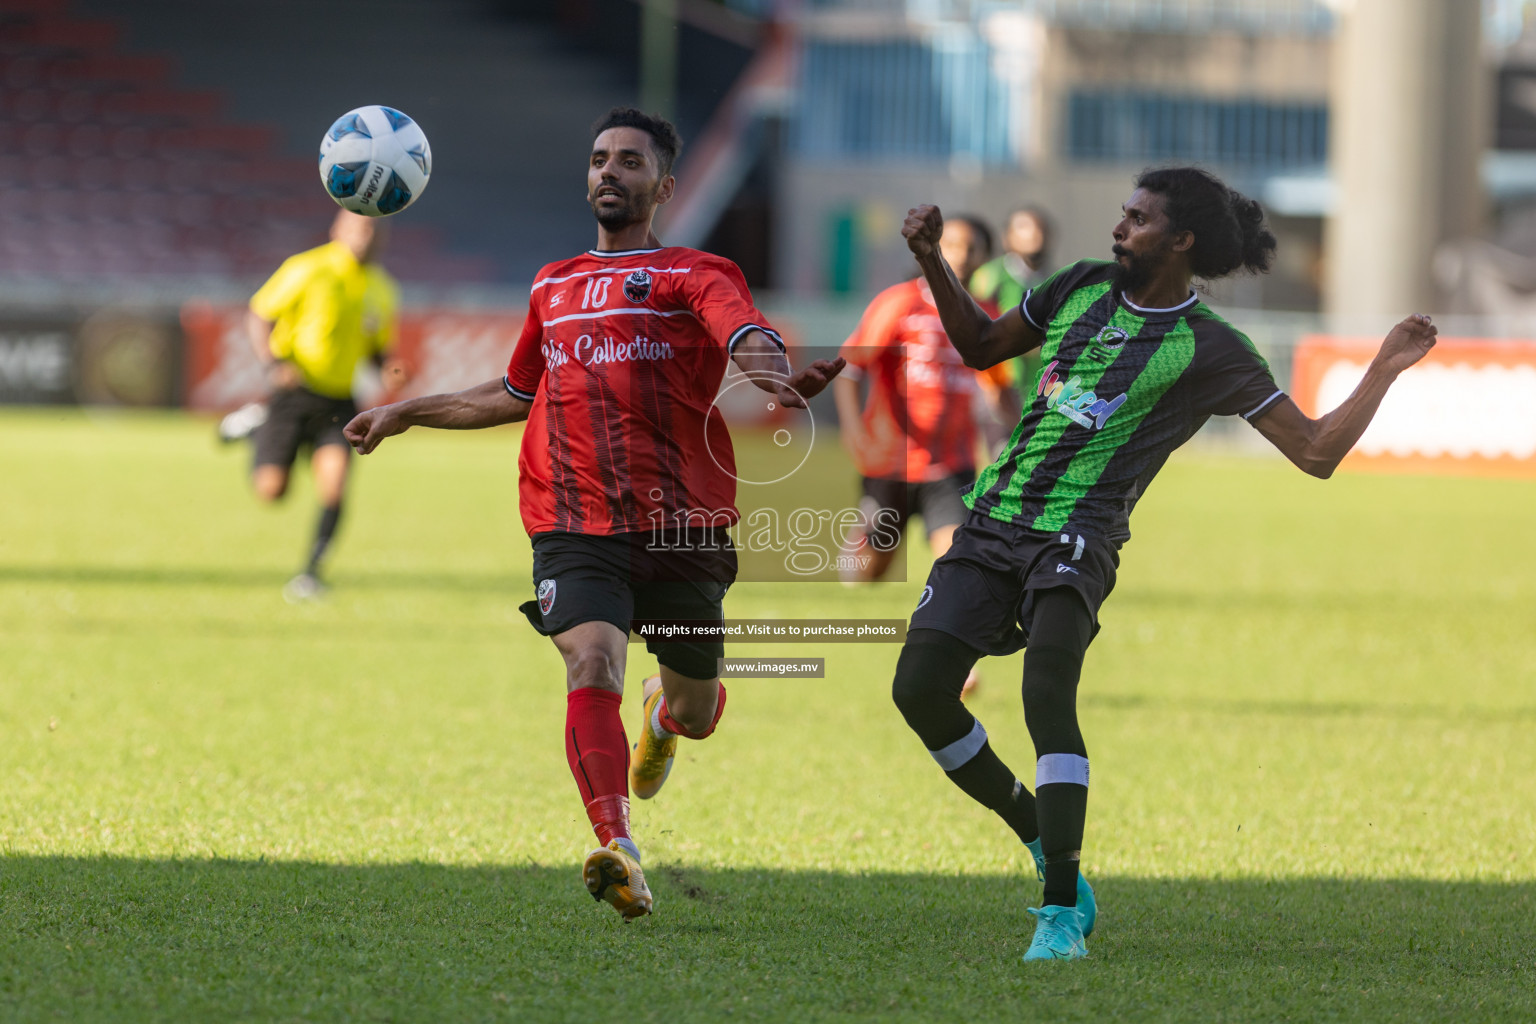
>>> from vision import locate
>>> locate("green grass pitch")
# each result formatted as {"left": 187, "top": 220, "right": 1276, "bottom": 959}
{"left": 1, "top": 408, "right": 1533, "bottom": 1022}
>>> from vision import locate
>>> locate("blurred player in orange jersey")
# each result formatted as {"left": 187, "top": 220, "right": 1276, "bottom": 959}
{"left": 834, "top": 214, "right": 1018, "bottom": 585}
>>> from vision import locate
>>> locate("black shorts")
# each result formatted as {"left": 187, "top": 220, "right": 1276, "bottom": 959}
{"left": 861, "top": 471, "right": 975, "bottom": 536}
{"left": 520, "top": 529, "right": 738, "bottom": 680}
{"left": 253, "top": 387, "right": 357, "bottom": 469}
{"left": 909, "top": 509, "right": 1119, "bottom": 656}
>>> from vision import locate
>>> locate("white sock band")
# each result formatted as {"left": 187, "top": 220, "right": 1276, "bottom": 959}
{"left": 930, "top": 719, "right": 988, "bottom": 772}
{"left": 1036, "top": 753, "right": 1089, "bottom": 788}
{"left": 649, "top": 699, "right": 670, "bottom": 738}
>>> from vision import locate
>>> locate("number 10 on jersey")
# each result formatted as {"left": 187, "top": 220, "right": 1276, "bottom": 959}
{"left": 583, "top": 276, "right": 612, "bottom": 309}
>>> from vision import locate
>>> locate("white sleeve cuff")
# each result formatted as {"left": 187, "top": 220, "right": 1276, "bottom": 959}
{"left": 728, "top": 324, "right": 786, "bottom": 354}
{"left": 504, "top": 376, "right": 537, "bottom": 402}
{"left": 1241, "top": 390, "right": 1285, "bottom": 421}
{"left": 1019, "top": 292, "right": 1045, "bottom": 331}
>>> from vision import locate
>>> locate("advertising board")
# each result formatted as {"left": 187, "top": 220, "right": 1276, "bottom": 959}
{"left": 1291, "top": 335, "right": 1536, "bottom": 477}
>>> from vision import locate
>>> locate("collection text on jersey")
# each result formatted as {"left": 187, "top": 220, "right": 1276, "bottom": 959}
{"left": 541, "top": 334, "right": 676, "bottom": 369}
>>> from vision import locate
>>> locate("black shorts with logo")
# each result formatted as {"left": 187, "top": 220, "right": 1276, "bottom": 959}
{"left": 253, "top": 386, "right": 358, "bottom": 469}
{"left": 520, "top": 529, "right": 738, "bottom": 680}
{"left": 909, "top": 508, "right": 1119, "bottom": 656}
{"left": 860, "top": 470, "right": 975, "bottom": 536}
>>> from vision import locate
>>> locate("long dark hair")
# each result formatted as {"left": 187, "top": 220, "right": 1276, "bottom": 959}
{"left": 1135, "top": 167, "right": 1276, "bottom": 278}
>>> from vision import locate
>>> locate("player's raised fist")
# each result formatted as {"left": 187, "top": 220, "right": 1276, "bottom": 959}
{"left": 903, "top": 205, "right": 944, "bottom": 258}
{"left": 1378, "top": 313, "right": 1438, "bottom": 375}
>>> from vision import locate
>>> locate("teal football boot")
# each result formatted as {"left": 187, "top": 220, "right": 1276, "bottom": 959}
{"left": 1022, "top": 904, "right": 1088, "bottom": 962}
{"left": 1025, "top": 838, "right": 1097, "bottom": 938}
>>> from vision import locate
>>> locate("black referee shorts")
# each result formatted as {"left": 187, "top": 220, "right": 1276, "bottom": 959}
{"left": 909, "top": 509, "right": 1119, "bottom": 656}
{"left": 253, "top": 386, "right": 357, "bottom": 470}
{"left": 520, "top": 529, "right": 738, "bottom": 681}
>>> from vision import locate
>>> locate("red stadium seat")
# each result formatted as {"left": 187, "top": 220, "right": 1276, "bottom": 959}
{"left": 0, "top": 4, "right": 491, "bottom": 282}
{"left": 103, "top": 89, "right": 221, "bottom": 124}
{"left": 52, "top": 53, "right": 171, "bottom": 88}
{"left": 0, "top": 17, "right": 120, "bottom": 52}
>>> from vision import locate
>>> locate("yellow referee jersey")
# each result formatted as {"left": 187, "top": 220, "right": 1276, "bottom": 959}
{"left": 250, "top": 240, "right": 399, "bottom": 399}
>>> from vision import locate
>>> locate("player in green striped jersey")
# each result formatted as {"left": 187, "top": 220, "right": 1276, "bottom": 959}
{"left": 889, "top": 167, "right": 1438, "bottom": 962}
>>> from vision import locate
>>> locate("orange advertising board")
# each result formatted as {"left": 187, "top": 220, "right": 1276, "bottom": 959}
{"left": 181, "top": 303, "right": 528, "bottom": 412}
{"left": 1291, "top": 335, "right": 1536, "bottom": 478}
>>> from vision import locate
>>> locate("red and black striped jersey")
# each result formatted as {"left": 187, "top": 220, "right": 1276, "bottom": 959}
{"left": 505, "top": 246, "right": 783, "bottom": 536}
{"left": 839, "top": 279, "right": 1007, "bottom": 482}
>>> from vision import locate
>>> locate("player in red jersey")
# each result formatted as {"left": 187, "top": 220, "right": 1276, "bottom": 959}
{"left": 343, "top": 108, "right": 843, "bottom": 921}
{"left": 834, "top": 214, "right": 1016, "bottom": 584}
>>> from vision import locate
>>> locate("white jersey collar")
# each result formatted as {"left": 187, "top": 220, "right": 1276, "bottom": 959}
{"left": 587, "top": 247, "right": 664, "bottom": 258}
{"left": 1121, "top": 290, "right": 1198, "bottom": 315}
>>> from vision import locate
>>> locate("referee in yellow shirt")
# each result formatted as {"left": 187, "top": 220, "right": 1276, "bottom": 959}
{"left": 246, "top": 210, "right": 404, "bottom": 600}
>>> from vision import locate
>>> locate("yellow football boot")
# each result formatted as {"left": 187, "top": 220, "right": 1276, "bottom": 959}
{"left": 583, "top": 840, "right": 652, "bottom": 921}
{"left": 628, "top": 676, "right": 677, "bottom": 800}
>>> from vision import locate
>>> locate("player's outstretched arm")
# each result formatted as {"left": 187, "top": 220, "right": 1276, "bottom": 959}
{"left": 343, "top": 377, "right": 531, "bottom": 455}
{"left": 1254, "top": 314, "right": 1437, "bottom": 478}
{"left": 732, "top": 331, "right": 846, "bottom": 410}
{"left": 903, "top": 204, "right": 1043, "bottom": 370}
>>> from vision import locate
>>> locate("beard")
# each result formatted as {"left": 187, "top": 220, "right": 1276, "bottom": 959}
{"left": 1110, "top": 239, "right": 1172, "bottom": 295}
{"left": 589, "top": 183, "right": 658, "bottom": 230}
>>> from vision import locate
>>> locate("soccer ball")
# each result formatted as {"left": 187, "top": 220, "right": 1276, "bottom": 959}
{"left": 318, "top": 105, "right": 431, "bottom": 217}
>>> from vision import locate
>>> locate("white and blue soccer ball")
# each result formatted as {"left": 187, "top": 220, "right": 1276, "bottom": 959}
{"left": 318, "top": 105, "right": 431, "bottom": 216}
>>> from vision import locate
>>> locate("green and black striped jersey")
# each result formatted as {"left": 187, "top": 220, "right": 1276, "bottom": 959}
{"left": 967, "top": 260, "right": 1285, "bottom": 546}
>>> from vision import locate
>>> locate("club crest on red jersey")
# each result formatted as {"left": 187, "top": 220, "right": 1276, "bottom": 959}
{"left": 537, "top": 578, "right": 556, "bottom": 615}
{"left": 623, "top": 269, "right": 652, "bottom": 302}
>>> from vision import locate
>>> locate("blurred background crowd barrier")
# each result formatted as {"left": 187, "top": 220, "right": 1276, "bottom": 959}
{"left": 1, "top": 0, "right": 1534, "bottom": 476}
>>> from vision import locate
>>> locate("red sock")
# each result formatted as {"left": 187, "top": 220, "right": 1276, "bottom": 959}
{"left": 657, "top": 682, "right": 728, "bottom": 740}
{"left": 565, "top": 687, "right": 631, "bottom": 846}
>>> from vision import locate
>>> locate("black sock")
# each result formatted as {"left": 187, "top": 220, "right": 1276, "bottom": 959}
{"left": 893, "top": 629, "right": 1038, "bottom": 844}
{"left": 1021, "top": 589, "right": 1094, "bottom": 908}
{"left": 947, "top": 744, "right": 1038, "bottom": 845}
{"left": 1038, "top": 783, "right": 1087, "bottom": 906}
{"left": 306, "top": 504, "right": 342, "bottom": 576}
